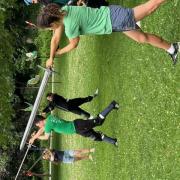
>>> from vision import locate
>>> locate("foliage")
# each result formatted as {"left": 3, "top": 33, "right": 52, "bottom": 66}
{"left": 0, "top": 0, "right": 43, "bottom": 178}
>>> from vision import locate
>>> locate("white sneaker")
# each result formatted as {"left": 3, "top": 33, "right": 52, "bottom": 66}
{"left": 169, "top": 42, "right": 180, "bottom": 65}
{"left": 89, "top": 154, "right": 93, "bottom": 161}
{"left": 88, "top": 115, "right": 94, "bottom": 120}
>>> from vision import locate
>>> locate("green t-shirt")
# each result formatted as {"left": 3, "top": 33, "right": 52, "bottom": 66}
{"left": 44, "top": 115, "right": 76, "bottom": 134}
{"left": 62, "top": 6, "right": 112, "bottom": 39}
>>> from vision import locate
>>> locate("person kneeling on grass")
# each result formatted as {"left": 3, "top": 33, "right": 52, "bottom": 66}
{"left": 43, "top": 89, "right": 98, "bottom": 119}
{"left": 42, "top": 148, "right": 95, "bottom": 164}
{"left": 36, "top": 0, "right": 179, "bottom": 68}
{"left": 29, "top": 101, "right": 119, "bottom": 146}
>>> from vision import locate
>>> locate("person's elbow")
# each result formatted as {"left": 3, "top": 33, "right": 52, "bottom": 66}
{"left": 44, "top": 134, "right": 50, "bottom": 140}
{"left": 74, "top": 43, "right": 79, "bottom": 48}
{"left": 70, "top": 37, "right": 80, "bottom": 49}
{"left": 71, "top": 42, "right": 79, "bottom": 49}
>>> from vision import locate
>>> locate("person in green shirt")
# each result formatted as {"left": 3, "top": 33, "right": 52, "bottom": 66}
{"left": 29, "top": 101, "right": 119, "bottom": 146}
{"left": 37, "top": 1, "right": 179, "bottom": 68}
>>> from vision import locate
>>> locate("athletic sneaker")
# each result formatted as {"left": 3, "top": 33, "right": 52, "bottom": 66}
{"left": 111, "top": 101, "right": 119, "bottom": 110}
{"left": 89, "top": 154, "right": 93, "bottom": 161}
{"left": 169, "top": 42, "right": 179, "bottom": 65}
{"left": 90, "top": 148, "right": 95, "bottom": 153}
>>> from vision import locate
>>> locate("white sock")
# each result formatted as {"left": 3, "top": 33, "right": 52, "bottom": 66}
{"left": 88, "top": 115, "right": 94, "bottom": 119}
{"left": 167, "top": 44, "right": 175, "bottom": 54}
{"left": 136, "top": 21, "right": 141, "bottom": 27}
{"left": 99, "top": 114, "right": 104, "bottom": 119}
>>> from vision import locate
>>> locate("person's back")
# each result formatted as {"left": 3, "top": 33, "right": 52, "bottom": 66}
{"left": 52, "top": 94, "right": 68, "bottom": 107}
{"left": 45, "top": 115, "right": 76, "bottom": 134}
{"left": 62, "top": 5, "right": 112, "bottom": 39}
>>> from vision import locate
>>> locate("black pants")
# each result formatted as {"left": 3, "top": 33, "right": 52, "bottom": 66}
{"left": 73, "top": 101, "right": 117, "bottom": 145}
{"left": 67, "top": 96, "right": 93, "bottom": 118}
{"left": 43, "top": 96, "right": 93, "bottom": 118}
{"left": 74, "top": 118, "right": 103, "bottom": 141}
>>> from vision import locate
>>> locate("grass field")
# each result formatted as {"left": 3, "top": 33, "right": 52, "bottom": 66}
{"left": 38, "top": 0, "right": 180, "bottom": 179}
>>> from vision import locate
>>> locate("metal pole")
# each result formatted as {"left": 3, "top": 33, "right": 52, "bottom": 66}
{"left": 28, "top": 155, "right": 43, "bottom": 171}
{"left": 20, "top": 68, "right": 52, "bottom": 150}
{"left": 15, "top": 144, "right": 31, "bottom": 180}
{"left": 49, "top": 67, "right": 55, "bottom": 180}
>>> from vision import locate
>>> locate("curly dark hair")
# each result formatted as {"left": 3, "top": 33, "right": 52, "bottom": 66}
{"left": 37, "top": 3, "right": 66, "bottom": 28}
{"left": 34, "top": 115, "right": 45, "bottom": 125}
{"left": 46, "top": 92, "right": 54, "bottom": 97}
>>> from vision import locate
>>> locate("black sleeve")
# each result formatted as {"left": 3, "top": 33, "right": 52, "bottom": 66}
{"left": 86, "top": 0, "right": 109, "bottom": 8}
{"left": 53, "top": 94, "right": 67, "bottom": 102}
{"left": 39, "top": 0, "right": 64, "bottom": 6}
{"left": 43, "top": 103, "right": 55, "bottom": 113}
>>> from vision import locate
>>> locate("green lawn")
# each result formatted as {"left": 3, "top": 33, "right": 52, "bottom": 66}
{"left": 38, "top": 0, "right": 180, "bottom": 179}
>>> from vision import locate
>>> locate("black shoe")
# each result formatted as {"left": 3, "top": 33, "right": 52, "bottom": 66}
{"left": 169, "top": 43, "right": 179, "bottom": 65}
{"left": 111, "top": 101, "right": 119, "bottom": 110}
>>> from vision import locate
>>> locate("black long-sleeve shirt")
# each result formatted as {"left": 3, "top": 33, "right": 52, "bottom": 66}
{"left": 43, "top": 94, "right": 69, "bottom": 113}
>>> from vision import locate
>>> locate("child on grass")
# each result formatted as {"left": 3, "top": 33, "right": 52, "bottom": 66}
{"left": 42, "top": 148, "right": 95, "bottom": 164}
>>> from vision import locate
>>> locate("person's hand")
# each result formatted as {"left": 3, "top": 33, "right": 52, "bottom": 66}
{"left": 29, "top": 137, "right": 35, "bottom": 145}
{"left": 26, "top": 171, "right": 33, "bottom": 176}
{"left": 46, "top": 58, "right": 54, "bottom": 68}
{"left": 77, "top": 0, "right": 86, "bottom": 6}
{"left": 31, "top": 131, "right": 36, "bottom": 138}
{"left": 41, "top": 112, "right": 46, "bottom": 118}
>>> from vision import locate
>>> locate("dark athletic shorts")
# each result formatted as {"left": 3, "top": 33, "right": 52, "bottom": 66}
{"left": 109, "top": 5, "right": 137, "bottom": 32}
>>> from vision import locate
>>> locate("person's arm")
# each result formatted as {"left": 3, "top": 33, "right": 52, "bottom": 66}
{"left": 25, "top": 171, "right": 51, "bottom": 177}
{"left": 56, "top": 37, "right": 80, "bottom": 56}
{"left": 29, "top": 127, "right": 44, "bottom": 144}
{"left": 46, "top": 25, "right": 64, "bottom": 68}
{"left": 38, "top": 133, "right": 50, "bottom": 140}
{"left": 77, "top": 0, "right": 86, "bottom": 6}
{"left": 42, "top": 103, "right": 55, "bottom": 114}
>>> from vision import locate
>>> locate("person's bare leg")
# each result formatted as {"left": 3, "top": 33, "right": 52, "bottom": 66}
{"left": 74, "top": 154, "right": 92, "bottom": 162}
{"left": 133, "top": 0, "right": 166, "bottom": 21}
{"left": 123, "top": 29, "right": 170, "bottom": 50}
{"left": 74, "top": 148, "right": 95, "bottom": 156}
{"left": 123, "top": 29, "right": 179, "bottom": 64}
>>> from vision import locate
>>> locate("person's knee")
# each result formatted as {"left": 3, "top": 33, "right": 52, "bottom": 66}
{"left": 93, "top": 137, "right": 102, "bottom": 141}
{"left": 144, "top": 0, "right": 162, "bottom": 16}
{"left": 89, "top": 134, "right": 102, "bottom": 141}
{"left": 136, "top": 33, "right": 149, "bottom": 44}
